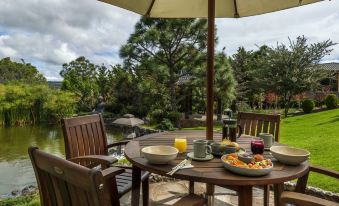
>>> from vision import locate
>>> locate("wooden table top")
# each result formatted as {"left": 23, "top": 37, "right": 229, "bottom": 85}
{"left": 125, "top": 130, "right": 309, "bottom": 186}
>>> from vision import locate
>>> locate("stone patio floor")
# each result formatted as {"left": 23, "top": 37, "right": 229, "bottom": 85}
{"left": 120, "top": 180, "right": 275, "bottom": 206}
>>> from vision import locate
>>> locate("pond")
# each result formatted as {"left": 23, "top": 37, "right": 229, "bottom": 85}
{"left": 0, "top": 125, "right": 123, "bottom": 195}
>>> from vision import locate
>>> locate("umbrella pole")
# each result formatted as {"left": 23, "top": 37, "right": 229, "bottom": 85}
{"left": 206, "top": 0, "right": 215, "bottom": 140}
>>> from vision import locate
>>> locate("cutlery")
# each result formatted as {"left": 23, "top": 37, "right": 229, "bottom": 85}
{"left": 167, "top": 158, "right": 192, "bottom": 176}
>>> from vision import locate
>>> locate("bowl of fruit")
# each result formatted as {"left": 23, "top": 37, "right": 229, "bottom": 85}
{"left": 221, "top": 153, "right": 273, "bottom": 176}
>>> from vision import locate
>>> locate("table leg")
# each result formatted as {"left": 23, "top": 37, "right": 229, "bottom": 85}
{"left": 189, "top": 181, "right": 195, "bottom": 194}
{"left": 263, "top": 185, "right": 270, "bottom": 206}
{"left": 238, "top": 186, "right": 252, "bottom": 206}
{"left": 131, "top": 165, "right": 141, "bottom": 206}
{"left": 206, "top": 183, "right": 214, "bottom": 206}
{"left": 274, "top": 183, "right": 284, "bottom": 206}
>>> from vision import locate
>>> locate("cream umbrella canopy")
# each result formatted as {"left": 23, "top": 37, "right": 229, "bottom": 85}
{"left": 99, "top": 0, "right": 323, "bottom": 140}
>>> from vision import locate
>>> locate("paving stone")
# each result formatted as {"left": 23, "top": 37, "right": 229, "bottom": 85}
{"left": 120, "top": 180, "right": 275, "bottom": 206}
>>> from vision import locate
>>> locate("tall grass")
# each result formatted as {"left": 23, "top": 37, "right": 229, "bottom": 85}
{"left": 0, "top": 83, "right": 78, "bottom": 126}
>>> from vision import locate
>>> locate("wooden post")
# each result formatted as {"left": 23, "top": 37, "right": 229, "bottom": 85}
{"left": 337, "top": 73, "right": 339, "bottom": 92}
{"left": 206, "top": 0, "right": 215, "bottom": 140}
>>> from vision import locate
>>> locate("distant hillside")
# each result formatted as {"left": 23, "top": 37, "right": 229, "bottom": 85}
{"left": 48, "top": 81, "right": 62, "bottom": 89}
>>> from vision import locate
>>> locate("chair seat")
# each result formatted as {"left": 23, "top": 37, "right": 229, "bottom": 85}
{"left": 116, "top": 168, "right": 150, "bottom": 197}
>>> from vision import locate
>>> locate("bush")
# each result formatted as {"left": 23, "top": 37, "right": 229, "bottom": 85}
{"left": 235, "top": 101, "right": 251, "bottom": 112}
{"left": 301, "top": 99, "right": 314, "bottom": 113}
{"left": 324, "top": 94, "right": 338, "bottom": 109}
{"left": 148, "top": 108, "right": 167, "bottom": 124}
{"left": 167, "top": 111, "right": 182, "bottom": 126}
{"left": 156, "top": 118, "right": 175, "bottom": 131}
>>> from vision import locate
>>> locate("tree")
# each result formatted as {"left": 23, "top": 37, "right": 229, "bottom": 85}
{"left": 214, "top": 51, "right": 236, "bottom": 120}
{"left": 120, "top": 18, "right": 208, "bottom": 112}
{"left": 60, "top": 56, "right": 99, "bottom": 111}
{"left": 230, "top": 46, "right": 269, "bottom": 107}
{"left": 260, "top": 36, "right": 335, "bottom": 117}
{"left": 0, "top": 57, "right": 46, "bottom": 84}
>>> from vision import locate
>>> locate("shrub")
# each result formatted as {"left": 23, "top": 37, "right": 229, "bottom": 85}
{"left": 156, "top": 118, "right": 175, "bottom": 131}
{"left": 148, "top": 108, "right": 167, "bottom": 124}
{"left": 324, "top": 94, "right": 338, "bottom": 109}
{"left": 167, "top": 111, "right": 182, "bottom": 126}
{"left": 235, "top": 101, "right": 251, "bottom": 112}
{"left": 301, "top": 99, "right": 314, "bottom": 113}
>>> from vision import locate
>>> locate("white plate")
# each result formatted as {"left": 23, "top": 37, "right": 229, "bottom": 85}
{"left": 221, "top": 155, "right": 273, "bottom": 176}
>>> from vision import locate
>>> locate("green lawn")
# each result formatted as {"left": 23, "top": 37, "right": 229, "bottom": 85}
{"left": 280, "top": 108, "right": 339, "bottom": 193}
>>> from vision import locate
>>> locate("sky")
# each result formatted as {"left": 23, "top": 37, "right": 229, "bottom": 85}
{"left": 0, "top": 0, "right": 338, "bottom": 81}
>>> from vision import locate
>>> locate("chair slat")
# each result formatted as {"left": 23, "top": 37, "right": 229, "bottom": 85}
{"left": 244, "top": 119, "right": 251, "bottom": 134}
{"left": 263, "top": 121, "right": 269, "bottom": 133}
{"left": 256, "top": 120, "right": 263, "bottom": 136}
{"left": 86, "top": 123, "right": 96, "bottom": 155}
{"left": 69, "top": 127, "right": 79, "bottom": 158}
{"left": 269, "top": 122, "right": 276, "bottom": 138}
{"left": 250, "top": 119, "right": 257, "bottom": 136}
{"left": 95, "top": 121, "right": 105, "bottom": 155}
{"left": 81, "top": 124, "right": 91, "bottom": 157}
{"left": 91, "top": 122, "right": 102, "bottom": 155}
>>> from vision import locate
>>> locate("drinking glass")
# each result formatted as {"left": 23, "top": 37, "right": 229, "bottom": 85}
{"left": 174, "top": 138, "right": 187, "bottom": 153}
{"left": 251, "top": 138, "right": 264, "bottom": 154}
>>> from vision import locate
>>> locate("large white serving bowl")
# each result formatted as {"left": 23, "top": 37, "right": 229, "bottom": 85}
{"left": 141, "top": 145, "right": 178, "bottom": 164}
{"left": 270, "top": 146, "right": 310, "bottom": 165}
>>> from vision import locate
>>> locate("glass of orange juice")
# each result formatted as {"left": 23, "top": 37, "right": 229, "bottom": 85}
{"left": 174, "top": 138, "right": 187, "bottom": 153}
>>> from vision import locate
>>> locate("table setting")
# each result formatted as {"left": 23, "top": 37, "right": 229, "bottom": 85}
{"left": 139, "top": 131, "right": 310, "bottom": 177}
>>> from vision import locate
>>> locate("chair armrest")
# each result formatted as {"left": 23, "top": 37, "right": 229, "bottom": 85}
{"left": 280, "top": 191, "right": 339, "bottom": 206}
{"left": 310, "top": 165, "right": 339, "bottom": 179}
{"left": 101, "top": 167, "right": 125, "bottom": 180}
{"left": 107, "top": 140, "right": 130, "bottom": 148}
{"left": 69, "top": 155, "right": 118, "bottom": 167}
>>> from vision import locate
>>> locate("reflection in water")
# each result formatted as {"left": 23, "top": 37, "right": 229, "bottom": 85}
{"left": 0, "top": 125, "right": 122, "bottom": 195}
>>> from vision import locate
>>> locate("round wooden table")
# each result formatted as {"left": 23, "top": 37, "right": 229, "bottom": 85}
{"left": 125, "top": 130, "right": 309, "bottom": 206}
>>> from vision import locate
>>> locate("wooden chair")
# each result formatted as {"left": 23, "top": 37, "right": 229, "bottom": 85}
{"left": 61, "top": 114, "right": 150, "bottom": 206}
{"left": 28, "top": 147, "right": 124, "bottom": 206}
{"left": 280, "top": 165, "right": 339, "bottom": 206}
{"left": 238, "top": 112, "right": 280, "bottom": 141}
{"left": 29, "top": 147, "right": 206, "bottom": 206}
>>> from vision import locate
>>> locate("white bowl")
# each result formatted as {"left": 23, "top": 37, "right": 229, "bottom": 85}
{"left": 270, "top": 146, "right": 310, "bottom": 165}
{"left": 142, "top": 146, "right": 178, "bottom": 164}
{"left": 221, "top": 155, "right": 273, "bottom": 176}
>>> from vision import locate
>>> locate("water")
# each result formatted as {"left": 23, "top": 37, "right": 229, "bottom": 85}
{"left": 0, "top": 125, "right": 122, "bottom": 195}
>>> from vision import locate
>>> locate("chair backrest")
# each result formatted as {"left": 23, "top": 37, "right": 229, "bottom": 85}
{"left": 62, "top": 114, "right": 108, "bottom": 160}
{"left": 28, "top": 147, "right": 114, "bottom": 206}
{"left": 237, "top": 112, "right": 281, "bottom": 142}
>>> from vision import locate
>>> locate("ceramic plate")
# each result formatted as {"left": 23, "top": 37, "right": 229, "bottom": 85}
{"left": 187, "top": 152, "right": 214, "bottom": 161}
{"left": 221, "top": 155, "right": 273, "bottom": 176}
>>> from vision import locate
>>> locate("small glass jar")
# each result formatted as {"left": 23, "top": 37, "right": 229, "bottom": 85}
{"left": 251, "top": 138, "right": 264, "bottom": 154}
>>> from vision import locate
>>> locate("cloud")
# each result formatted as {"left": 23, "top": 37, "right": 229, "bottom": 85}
{"left": 0, "top": 0, "right": 338, "bottom": 80}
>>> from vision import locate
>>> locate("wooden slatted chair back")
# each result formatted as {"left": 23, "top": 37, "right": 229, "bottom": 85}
{"left": 28, "top": 147, "right": 114, "bottom": 206}
{"left": 237, "top": 112, "right": 281, "bottom": 142}
{"left": 61, "top": 114, "right": 108, "bottom": 160}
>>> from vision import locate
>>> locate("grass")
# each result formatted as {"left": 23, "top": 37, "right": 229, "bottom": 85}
{"left": 0, "top": 193, "right": 40, "bottom": 206}
{"left": 280, "top": 108, "right": 339, "bottom": 193}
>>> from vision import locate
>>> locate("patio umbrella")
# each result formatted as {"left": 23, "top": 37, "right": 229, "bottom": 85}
{"left": 99, "top": 0, "right": 323, "bottom": 140}
{"left": 112, "top": 114, "right": 144, "bottom": 127}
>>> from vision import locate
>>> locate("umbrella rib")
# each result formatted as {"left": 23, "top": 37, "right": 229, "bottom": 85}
{"left": 233, "top": 0, "right": 240, "bottom": 18}
{"left": 146, "top": 0, "right": 156, "bottom": 17}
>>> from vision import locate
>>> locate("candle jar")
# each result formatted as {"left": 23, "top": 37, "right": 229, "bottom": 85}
{"left": 251, "top": 138, "right": 264, "bottom": 154}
